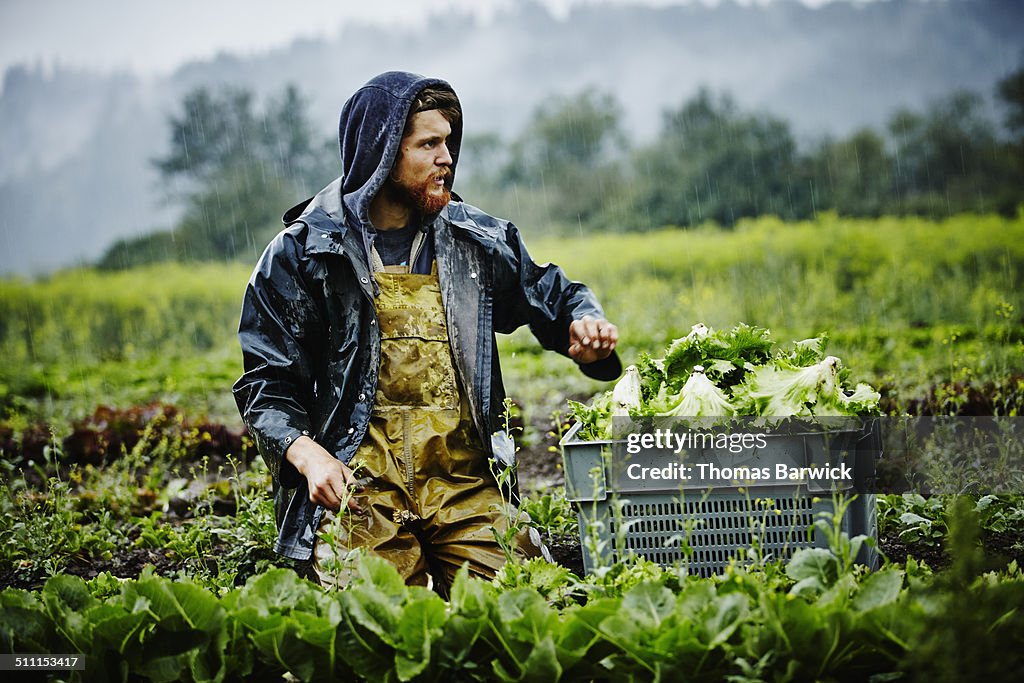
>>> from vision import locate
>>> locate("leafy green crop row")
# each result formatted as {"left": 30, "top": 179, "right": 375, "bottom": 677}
{"left": 879, "top": 493, "right": 1024, "bottom": 548}
{"left": 4, "top": 512, "right": 1023, "bottom": 683}
{"left": 0, "top": 446, "right": 286, "bottom": 591}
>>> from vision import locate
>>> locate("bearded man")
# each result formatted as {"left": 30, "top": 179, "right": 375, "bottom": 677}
{"left": 233, "top": 71, "right": 620, "bottom": 590}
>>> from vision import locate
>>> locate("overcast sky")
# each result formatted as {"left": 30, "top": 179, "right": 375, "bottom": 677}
{"left": 1, "top": 0, "right": 873, "bottom": 80}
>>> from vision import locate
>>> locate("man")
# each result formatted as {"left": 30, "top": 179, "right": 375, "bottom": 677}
{"left": 233, "top": 71, "right": 620, "bottom": 590}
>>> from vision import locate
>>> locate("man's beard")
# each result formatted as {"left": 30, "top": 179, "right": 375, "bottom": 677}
{"left": 389, "top": 172, "right": 452, "bottom": 215}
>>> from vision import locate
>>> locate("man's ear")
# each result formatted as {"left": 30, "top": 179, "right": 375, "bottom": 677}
{"left": 388, "top": 149, "right": 405, "bottom": 183}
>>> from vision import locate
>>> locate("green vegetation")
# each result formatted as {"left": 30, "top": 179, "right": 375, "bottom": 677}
{"left": 2, "top": 500, "right": 1023, "bottom": 682}
{"left": 568, "top": 324, "right": 881, "bottom": 441}
{"left": 2, "top": 213, "right": 1021, "bottom": 430}
{"left": 879, "top": 493, "right": 1024, "bottom": 550}
{"left": 465, "top": 65, "right": 1024, "bottom": 233}
{"left": 0, "top": 436, "right": 284, "bottom": 592}
{"left": 507, "top": 212, "right": 1024, "bottom": 418}
{"left": 0, "top": 262, "right": 250, "bottom": 421}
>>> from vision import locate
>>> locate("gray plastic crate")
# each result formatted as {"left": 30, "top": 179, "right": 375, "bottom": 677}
{"left": 559, "top": 420, "right": 879, "bottom": 577}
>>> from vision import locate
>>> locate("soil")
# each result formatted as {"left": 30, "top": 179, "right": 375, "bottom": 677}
{"left": 0, "top": 546, "right": 188, "bottom": 592}
{"left": 514, "top": 403, "right": 570, "bottom": 493}
{"left": 878, "top": 536, "right": 950, "bottom": 570}
{"left": 61, "top": 547, "right": 184, "bottom": 583}
{"left": 879, "top": 529, "right": 1024, "bottom": 573}
{"left": 544, "top": 534, "right": 585, "bottom": 578}
{"left": 979, "top": 529, "right": 1024, "bottom": 567}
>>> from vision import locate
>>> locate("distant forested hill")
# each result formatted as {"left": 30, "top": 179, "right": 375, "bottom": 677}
{"left": 1, "top": 0, "right": 1022, "bottom": 274}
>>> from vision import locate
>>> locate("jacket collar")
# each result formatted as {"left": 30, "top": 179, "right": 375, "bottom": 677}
{"left": 292, "top": 180, "right": 496, "bottom": 258}
{"left": 282, "top": 177, "right": 352, "bottom": 257}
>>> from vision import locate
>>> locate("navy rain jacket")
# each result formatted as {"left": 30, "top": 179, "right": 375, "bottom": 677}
{"left": 233, "top": 71, "right": 621, "bottom": 561}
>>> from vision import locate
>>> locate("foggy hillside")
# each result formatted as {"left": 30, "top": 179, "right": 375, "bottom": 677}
{"left": 1, "top": 0, "right": 1022, "bottom": 275}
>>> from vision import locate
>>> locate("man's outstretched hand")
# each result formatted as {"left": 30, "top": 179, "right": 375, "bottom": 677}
{"left": 286, "top": 436, "right": 362, "bottom": 513}
{"left": 568, "top": 316, "right": 619, "bottom": 365}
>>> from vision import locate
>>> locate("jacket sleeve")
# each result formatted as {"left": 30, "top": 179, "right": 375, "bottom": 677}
{"left": 492, "top": 221, "right": 621, "bottom": 381}
{"left": 232, "top": 230, "right": 322, "bottom": 489}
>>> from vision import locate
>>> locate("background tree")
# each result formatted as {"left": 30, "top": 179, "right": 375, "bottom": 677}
{"left": 630, "top": 89, "right": 803, "bottom": 228}
{"left": 995, "top": 64, "right": 1024, "bottom": 212}
{"left": 887, "top": 92, "right": 1003, "bottom": 215}
{"left": 101, "top": 84, "right": 334, "bottom": 267}
{"left": 803, "top": 129, "right": 891, "bottom": 217}
{"left": 102, "top": 65, "right": 1024, "bottom": 269}
{"left": 997, "top": 64, "right": 1024, "bottom": 139}
{"left": 497, "top": 88, "right": 629, "bottom": 230}
{"left": 154, "top": 87, "right": 257, "bottom": 188}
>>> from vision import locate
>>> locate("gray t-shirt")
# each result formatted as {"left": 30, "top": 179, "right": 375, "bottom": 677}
{"left": 374, "top": 224, "right": 419, "bottom": 266}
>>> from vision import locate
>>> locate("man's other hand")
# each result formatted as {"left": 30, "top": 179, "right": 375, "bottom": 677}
{"left": 286, "top": 436, "right": 362, "bottom": 512}
{"left": 568, "top": 316, "right": 618, "bottom": 364}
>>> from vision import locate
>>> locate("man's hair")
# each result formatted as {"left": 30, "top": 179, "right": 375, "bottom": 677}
{"left": 403, "top": 86, "right": 461, "bottom": 137}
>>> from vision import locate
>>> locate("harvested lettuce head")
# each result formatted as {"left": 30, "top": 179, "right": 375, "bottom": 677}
{"left": 567, "top": 391, "right": 614, "bottom": 441}
{"left": 822, "top": 382, "right": 882, "bottom": 416}
{"left": 734, "top": 356, "right": 878, "bottom": 417}
{"left": 664, "top": 323, "right": 773, "bottom": 390}
{"left": 786, "top": 334, "right": 830, "bottom": 367}
{"left": 612, "top": 365, "right": 643, "bottom": 417}
{"left": 636, "top": 352, "right": 666, "bottom": 402}
{"left": 662, "top": 324, "right": 712, "bottom": 384}
{"left": 667, "top": 365, "right": 735, "bottom": 417}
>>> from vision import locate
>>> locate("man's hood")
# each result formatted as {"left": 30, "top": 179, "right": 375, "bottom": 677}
{"left": 337, "top": 71, "right": 462, "bottom": 234}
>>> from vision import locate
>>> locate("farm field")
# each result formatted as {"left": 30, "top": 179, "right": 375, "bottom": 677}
{"left": 2, "top": 213, "right": 1024, "bottom": 680}
{"left": 3, "top": 212, "right": 1022, "bottom": 427}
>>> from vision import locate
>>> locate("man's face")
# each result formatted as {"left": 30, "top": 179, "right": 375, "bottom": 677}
{"left": 389, "top": 109, "right": 454, "bottom": 215}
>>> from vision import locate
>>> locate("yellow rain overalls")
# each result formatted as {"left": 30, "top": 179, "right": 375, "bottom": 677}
{"left": 313, "top": 258, "right": 540, "bottom": 590}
